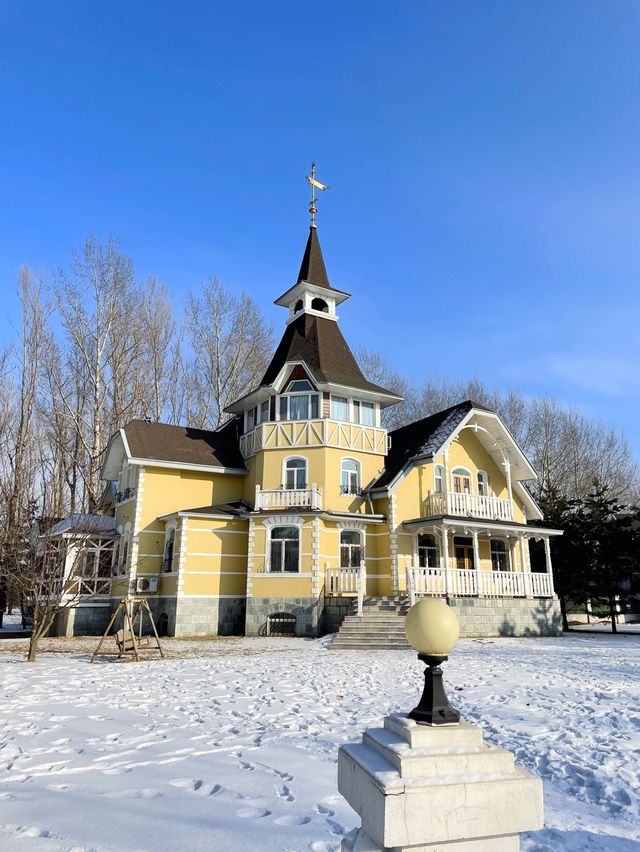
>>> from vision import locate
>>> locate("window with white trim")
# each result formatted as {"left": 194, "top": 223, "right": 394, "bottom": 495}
{"left": 452, "top": 467, "right": 472, "bottom": 494}
{"left": 477, "top": 470, "right": 489, "bottom": 497}
{"left": 278, "top": 388, "right": 319, "bottom": 421}
{"left": 120, "top": 532, "right": 130, "bottom": 575}
{"left": 418, "top": 534, "right": 439, "bottom": 568}
{"left": 434, "top": 465, "right": 444, "bottom": 493}
{"left": 490, "top": 539, "right": 510, "bottom": 572}
{"left": 269, "top": 526, "right": 300, "bottom": 572}
{"left": 163, "top": 527, "right": 176, "bottom": 573}
{"left": 284, "top": 457, "right": 307, "bottom": 489}
{"left": 340, "top": 458, "right": 361, "bottom": 495}
{"left": 260, "top": 400, "right": 269, "bottom": 423}
{"left": 340, "top": 530, "right": 363, "bottom": 568}
{"left": 353, "top": 400, "right": 375, "bottom": 426}
{"left": 330, "top": 395, "right": 349, "bottom": 421}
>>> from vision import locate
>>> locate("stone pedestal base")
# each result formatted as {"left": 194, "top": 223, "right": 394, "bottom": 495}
{"left": 338, "top": 714, "right": 543, "bottom": 851}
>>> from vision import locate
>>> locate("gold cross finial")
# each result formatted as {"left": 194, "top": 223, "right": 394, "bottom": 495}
{"left": 305, "top": 161, "right": 330, "bottom": 228}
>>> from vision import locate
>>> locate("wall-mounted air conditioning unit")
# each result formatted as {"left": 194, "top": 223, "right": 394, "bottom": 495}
{"left": 136, "top": 576, "right": 158, "bottom": 594}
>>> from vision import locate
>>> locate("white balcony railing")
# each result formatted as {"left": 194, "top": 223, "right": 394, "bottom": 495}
{"left": 254, "top": 483, "right": 323, "bottom": 511}
{"left": 405, "top": 565, "right": 553, "bottom": 604}
{"left": 425, "top": 491, "right": 514, "bottom": 522}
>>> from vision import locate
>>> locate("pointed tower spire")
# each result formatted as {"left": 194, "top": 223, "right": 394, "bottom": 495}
{"left": 297, "top": 227, "right": 331, "bottom": 290}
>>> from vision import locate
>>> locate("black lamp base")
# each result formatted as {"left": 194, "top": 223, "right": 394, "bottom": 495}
{"left": 408, "top": 654, "right": 460, "bottom": 726}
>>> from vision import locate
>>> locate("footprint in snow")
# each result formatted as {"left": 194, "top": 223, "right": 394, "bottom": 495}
{"left": 277, "top": 784, "right": 295, "bottom": 802}
{"left": 274, "top": 815, "right": 310, "bottom": 826}
{"left": 236, "top": 807, "right": 271, "bottom": 819}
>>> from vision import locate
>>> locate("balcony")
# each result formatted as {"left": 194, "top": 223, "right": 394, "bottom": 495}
{"left": 425, "top": 491, "right": 514, "bottom": 522}
{"left": 254, "top": 484, "right": 323, "bottom": 511}
{"left": 406, "top": 566, "right": 554, "bottom": 601}
{"left": 240, "top": 419, "right": 388, "bottom": 459}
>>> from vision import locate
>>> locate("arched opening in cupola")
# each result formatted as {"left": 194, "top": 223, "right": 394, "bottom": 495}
{"left": 294, "top": 299, "right": 303, "bottom": 313}
{"left": 311, "top": 297, "right": 328, "bottom": 313}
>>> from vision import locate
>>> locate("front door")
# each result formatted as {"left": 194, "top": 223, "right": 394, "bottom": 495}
{"left": 454, "top": 544, "right": 475, "bottom": 570}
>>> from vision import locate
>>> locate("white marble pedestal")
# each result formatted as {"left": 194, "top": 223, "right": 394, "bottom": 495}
{"left": 338, "top": 714, "right": 543, "bottom": 851}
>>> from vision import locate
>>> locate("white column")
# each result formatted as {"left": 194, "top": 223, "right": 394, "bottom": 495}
{"left": 441, "top": 527, "right": 450, "bottom": 598}
{"left": 520, "top": 535, "right": 532, "bottom": 599}
{"left": 471, "top": 530, "right": 482, "bottom": 597}
{"left": 544, "top": 537, "right": 556, "bottom": 596}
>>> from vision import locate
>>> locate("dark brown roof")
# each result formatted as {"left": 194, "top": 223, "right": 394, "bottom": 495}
{"left": 369, "top": 401, "right": 490, "bottom": 489}
{"left": 260, "top": 312, "right": 398, "bottom": 396}
{"left": 123, "top": 419, "right": 245, "bottom": 470}
{"left": 297, "top": 227, "right": 331, "bottom": 290}
{"left": 182, "top": 500, "right": 250, "bottom": 517}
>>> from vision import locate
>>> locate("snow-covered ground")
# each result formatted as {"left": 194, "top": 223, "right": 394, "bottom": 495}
{"left": 0, "top": 633, "right": 638, "bottom": 851}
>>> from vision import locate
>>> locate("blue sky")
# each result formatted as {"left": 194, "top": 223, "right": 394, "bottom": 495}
{"left": 1, "top": 1, "right": 639, "bottom": 456}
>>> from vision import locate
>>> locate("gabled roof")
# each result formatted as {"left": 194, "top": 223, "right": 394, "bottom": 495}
{"left": 297, "top": 227, "right": 331, "bottom": 290}
{"left": 102, "top": 419, "right": 246, "bottom": 480}
{"left": 50, "top": 514, "right": 117, "bottom": 536}
{"left": 259, "top": 312, "right": 399, "bottom": 398}
{"left": 370, "top": 401, "right": 478, "bottom": 489}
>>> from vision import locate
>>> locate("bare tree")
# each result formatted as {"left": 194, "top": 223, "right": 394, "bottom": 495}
{"left": 184, "top": 278, "right": 274, "bottom": 428}
{"left": 138, "top": 277, "right": 176, "bottom": 422}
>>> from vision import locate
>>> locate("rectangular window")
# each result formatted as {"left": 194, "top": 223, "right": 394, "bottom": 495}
{"left": 269, "top": 527, "right": 300, "bottom": 573}
{"left": 247, "top": 407, "right": 256, "bottom": 431}
{"left": 434, "top": 465, "right": 444, "bottom": 493}
{"left": 331, "top": 395, "right": 348, "bottom": 421}
{"left": 360, "top": 402, "right": 375, "bottom": 426}
{"left": 279, "top": 396, "right": 288, "bottom": 420}
{"left": 289, "top": 394, "right": 309, "bottom": 420}
{"left": 260, "top": 401, "right": 269, "bottom": 423}
{"left": 311, "top": 394, "right": 319, "bottom": 418}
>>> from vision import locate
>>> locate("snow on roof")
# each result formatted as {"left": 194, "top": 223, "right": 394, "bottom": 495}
{"left": 50, "top": 514, "right": 117, "bottom": 536}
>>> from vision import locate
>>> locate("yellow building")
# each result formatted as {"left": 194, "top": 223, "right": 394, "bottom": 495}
{"left": 92, "top": 223, "right": 562, "bottom": 640}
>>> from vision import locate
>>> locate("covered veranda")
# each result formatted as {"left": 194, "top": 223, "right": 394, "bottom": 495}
{"left": 402, "top": 517, "right": 562, "bottom": 604}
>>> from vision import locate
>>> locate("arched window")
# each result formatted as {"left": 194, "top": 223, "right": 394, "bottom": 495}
{"left": 284, "top": 457, "right": 307, "bottom": 489}
{"left": 452, "top": 467, "right": 472, "bottom": 495}
{"left": 294, "top": 299, "right": 303, "bottom": 312}
{"left": 477, "top": 470, "right": 489, "bottom": 497}
{"left": 340, "top": 530, "right": 363, "bottom": 568}
{"left": 311, "top": 297, "right": 328, "bottom": 313}
{"left": 163, "top": 527, "right": 176, "bottom": 573}
{"left": 418, "top": 534, "right": 439, "bottom": 568}
{"left": 340, "top": 459, "right": 360, "bottom": 495}
{"left": 434, "top": 464, "right": 444, "bottom": 493}
{"left": 490, "top": 539, "right": 510, "bottom": 572}
{"left": 269, "top": 526, "right": 300, "bottom": 573}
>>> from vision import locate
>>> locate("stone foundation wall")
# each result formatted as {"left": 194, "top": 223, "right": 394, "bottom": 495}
{"left": 173, "top": 597, "right": 246, "bottom": 637}
{"left": 323, "top": 596, "right": 354, "bottom": 634}
{"left": 450, "top": 596, "right": 563, "bottom": 637}
{"left": 245, "top": 596, "right": 322, "bottom": 637}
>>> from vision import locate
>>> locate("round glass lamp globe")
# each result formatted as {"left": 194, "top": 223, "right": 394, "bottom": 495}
{"left": 405, "top": 599, "right": 460, "bottom": 656}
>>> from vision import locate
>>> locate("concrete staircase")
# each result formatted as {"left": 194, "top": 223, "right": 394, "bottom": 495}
{"left": 330, "top": 596, "right": 412, "bottom": 650}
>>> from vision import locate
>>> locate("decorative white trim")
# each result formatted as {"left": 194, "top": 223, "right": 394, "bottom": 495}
{"left": 129, "top": 458, "right": 246, "bottom": 475}
{"left": 246, "top": 516, "right": 255, "bottom": 598}
{"left": 261, "top": 514, "right": 304, "bottom": 527}
{"left": 311, "top": 516, "right": 321, "bottom": 597}
{"left": 175, "top": 516, "right": 188, "bottom": 598}
{"left": 389, "top": 493, "right": 399, "bottom": 594}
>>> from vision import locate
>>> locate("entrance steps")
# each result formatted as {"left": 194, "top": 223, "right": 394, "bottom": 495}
{"left": 330, "top": 596, "right": 412, "bottom": 650}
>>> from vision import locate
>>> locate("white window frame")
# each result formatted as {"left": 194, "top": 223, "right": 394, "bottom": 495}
{"left": 451, "top": 466, "right": 473, "bottom": 495}
{"left": 282, "top": 456, "right": 308, "bottom": 490}
{"left": 416, "top": 533, "right": 439, "bottom": 569}
{"left": 434, "top": 464, "right": 444, "bottom": 493}
{"left": 340, "top": 528, "right": 364, "bottom": 568}
{"left": 330, "top": 395, "right": 349, "bottom": 421}
{"left": 477, "top": 470, "right": 489, "bottom": 497}
{"left": 163, "top": 523, "right": 177, "bottom": 573}
{"left": 267, "top": 524, "right": 301, "bottom": 573}
{"left": 490, "top": 537, "right": 511, "bottom": 572}
{"left": 340, "top": 457, "right": 361, "bottom": 495}
{"left": 278, "top": 391, "right": 320, "bottom": 421}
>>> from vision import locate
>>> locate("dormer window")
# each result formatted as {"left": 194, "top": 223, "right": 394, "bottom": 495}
{"left": 286, "top": 380, "right": 314, "bottom": 392}
{"left": 311, "top": 297, "right": 328, "bottom": 313}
